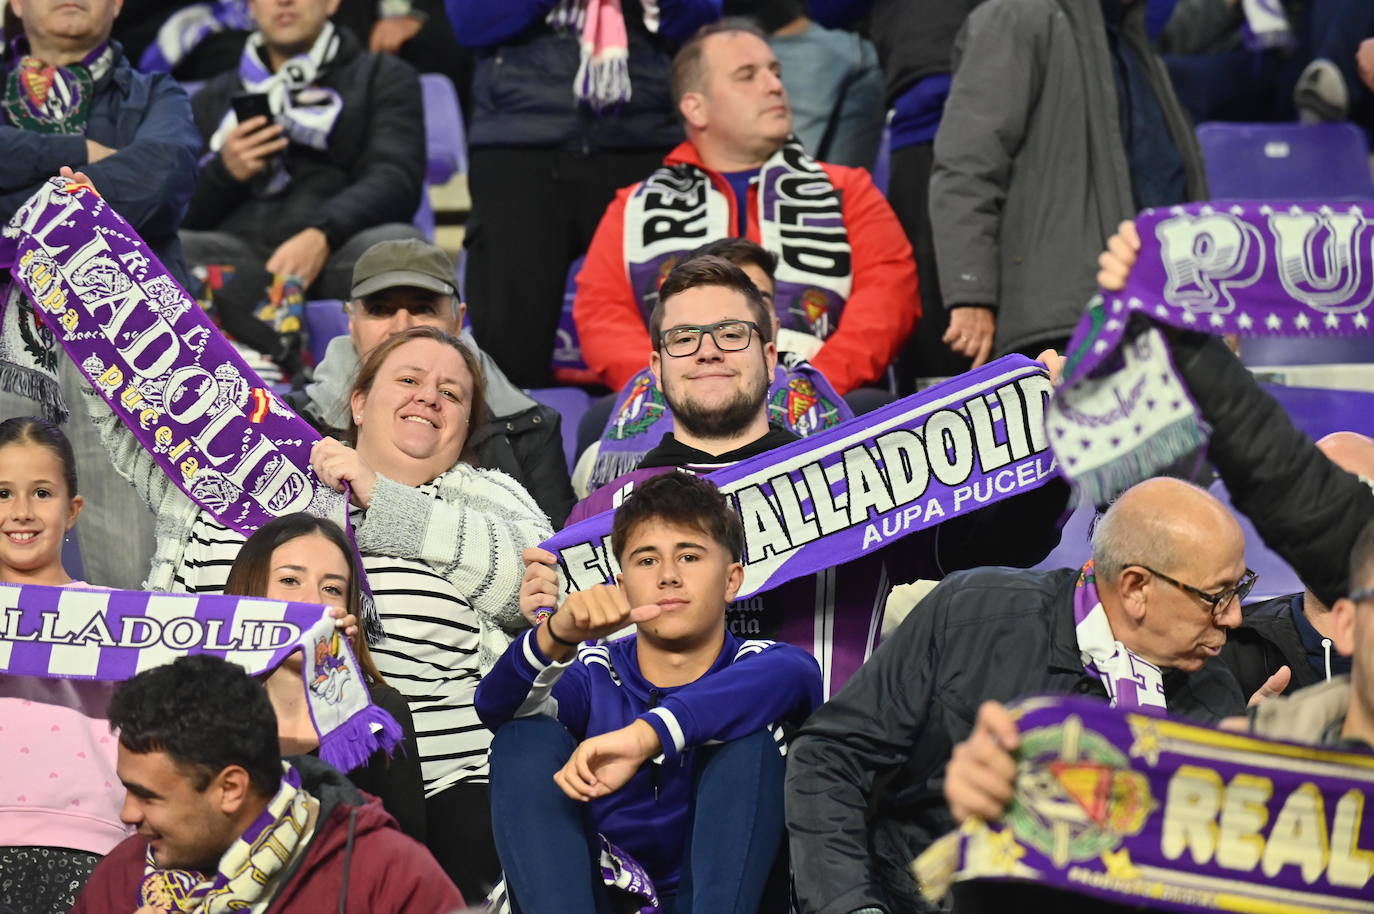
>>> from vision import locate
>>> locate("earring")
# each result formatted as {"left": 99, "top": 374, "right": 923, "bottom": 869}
{"left": 353, "top": 415, "right": 361, "bottom": 423}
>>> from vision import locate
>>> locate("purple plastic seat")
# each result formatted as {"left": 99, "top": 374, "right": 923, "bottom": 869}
{"left": 526, "top": 386, "right": 593, "bottom": 471}
{"left": 420, "top": 72, "right": 466, "bottom": 183}
{"left": 1196, "top": 122, "right": 1374, "bottom": 200}
{"left": 305, "top": 299, "right": 349, "bottom": 365}
{"left": 871, "top": 122, "right": 891, "bottom": 196}
{"left": 1240, "top": 334, "right": 1374, "bottom": 366}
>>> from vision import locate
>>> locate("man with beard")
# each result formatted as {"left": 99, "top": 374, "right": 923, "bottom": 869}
{"left": 524, "top": 255, "right": 1072, "bottom": 698}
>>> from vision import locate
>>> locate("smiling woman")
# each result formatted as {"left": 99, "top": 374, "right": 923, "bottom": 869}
{"left": 77, "top": 324, "right": 552, "bottom": 899}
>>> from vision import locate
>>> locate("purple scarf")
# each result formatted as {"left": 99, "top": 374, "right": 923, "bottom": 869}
{"left": 1074, "top": 561, "right": 1166, "bottom": 711}
{"left": 589, "top": 353, "right": 851, "bottom": 490}
{"left": 0, "top": 582, "right": 401, "bottom": 774}
{"left": 622, "top": 137, "right": 852, "bottom": 338}
{"left": 0, "top": 177, "right": 382, "bottom": 639}
{"left": 1048, "top": 201, "right": 1374, "bottom": 504}
{"left": 915, "top": 694, "right": 1374, "bottom": 911}
{"left": 548, "top": 355, "right": 1058, "bottom": 601}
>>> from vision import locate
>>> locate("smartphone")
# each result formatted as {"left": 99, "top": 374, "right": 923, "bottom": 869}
{"left": 231, "top": 92, "right": 274, "bottom": 126}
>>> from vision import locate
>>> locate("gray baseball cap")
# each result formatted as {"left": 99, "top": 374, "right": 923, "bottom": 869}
{"left": 350, "top": 239, "right": 457, "bottom": 299}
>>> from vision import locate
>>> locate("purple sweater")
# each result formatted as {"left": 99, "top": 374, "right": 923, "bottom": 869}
{"left": 475, "top": 627, "right": 821, "bottom": 893}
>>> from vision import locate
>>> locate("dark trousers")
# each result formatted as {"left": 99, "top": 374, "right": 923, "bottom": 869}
{"left": 489, "top": 716, "right": 788, "bottom": 914}
{"left": 888, "top": 141, "right": 970, "bottom": 390}
{"left": 464, "top": 146, "right": 669, "bottom": 389}
{"left": 425, "top": 780, "right": 502, "bottom": 905}
{"left": 180, "top": 223, "right": 422, "bottom": 357}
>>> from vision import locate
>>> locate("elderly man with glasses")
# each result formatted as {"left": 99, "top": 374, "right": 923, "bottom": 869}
{"left": 785, "top": 475, "right": 1257, "bottom": 914}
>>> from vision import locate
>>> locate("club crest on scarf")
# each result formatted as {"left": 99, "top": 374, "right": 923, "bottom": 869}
{"left": 607, "top": 373, "right": 668, "bottom": 441}
{"left": 768, "top": 375, "right": 839, "bottom": 435}
{"left": 915, "top": 695, "right": 1374, "bottom": 912}
{"left": 2, "top": 45, "right": 110, "bottom": 134}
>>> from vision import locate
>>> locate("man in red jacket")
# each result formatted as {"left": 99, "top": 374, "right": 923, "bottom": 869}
{"left": 71, "top": 655, "right": 463, "bottom": 914}
{"left": 573, "top": 17, "right": 920, "bottom": 398}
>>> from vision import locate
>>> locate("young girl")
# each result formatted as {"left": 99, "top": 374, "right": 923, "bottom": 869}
{"left": 223, "top": 513, "right": 426, "bottom": 841}
{"left": 0, "top": 417, "right": 116, "bottom": 914}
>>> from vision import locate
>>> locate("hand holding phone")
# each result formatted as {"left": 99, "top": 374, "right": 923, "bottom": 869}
{"left": 231, "top": 92, "right": 274, "bottom": 126}
{"left": 222, "top": 94, "right": 287, "bottom": 182}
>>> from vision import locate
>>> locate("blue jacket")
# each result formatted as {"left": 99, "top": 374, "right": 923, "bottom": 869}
{"left": 476, "top": 626, "right": 821, "bottom": 893}
{"left": 446, "top": 0, "right": 720, "bottom": 151}
{"left": 0, "top": 43, "right": 201, "bottom": 285}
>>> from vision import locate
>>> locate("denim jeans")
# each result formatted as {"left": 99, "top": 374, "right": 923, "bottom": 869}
{"left": 489, "top": 716, "right": 787, "bottom": 914}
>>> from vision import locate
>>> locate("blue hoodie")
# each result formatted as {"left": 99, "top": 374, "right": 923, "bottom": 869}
{"left": 476, "top": 626, "right": 822, "bottom": 893}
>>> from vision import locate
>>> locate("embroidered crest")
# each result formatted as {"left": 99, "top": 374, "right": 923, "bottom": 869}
{"left": 768, "top": 376, "right": 840, "bottom": 436}
{"left": 606, "top": 374, "right": 668, "bottom": 441}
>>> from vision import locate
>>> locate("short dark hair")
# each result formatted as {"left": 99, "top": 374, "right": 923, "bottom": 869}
{"left": 1349, "top": 518, "right": 1374, "bottom": 594}
{"left": 0, "top": 416, "right": 79, "bottom": 497}
{"left": 670, "top": 16, "right": 770, "bottom": 103}
{"left": 109, "top": 654, "right": 282, "bottom": 797}
{"left": 610, "top": 472, "right": 744, "bottom": 564}
{"left": 686, "top": 237, "right": 778, "bottom": 282}
{"left": 648, "top": 255, "right": 774, "bottom": 347}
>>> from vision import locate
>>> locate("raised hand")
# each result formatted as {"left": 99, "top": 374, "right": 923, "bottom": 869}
{"left": 519, "top": 547, "right": 560, "bottom": 625}
{"left": 310, "top": 437, "right": 378, "bottom": 508}
{"left": 945, "top": 700, "right": 1021, "bottom": 823}
{"left": 1097, "top": 220, "right": 1140, "bottom": 292}
{"left": 539, "top": 584, "right": 661, "bottom": 659}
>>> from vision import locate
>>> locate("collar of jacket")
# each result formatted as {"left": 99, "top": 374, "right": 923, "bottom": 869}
{"left": 605, "top": 627, "right": 745, "bottom": 702}
{"left": 1047, "top": 570, "right": 1088, "bottom": 673}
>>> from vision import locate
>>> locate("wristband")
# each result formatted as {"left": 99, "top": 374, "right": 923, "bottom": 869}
{"left": 544, "top": 613, "right": 581, "bottom": 648}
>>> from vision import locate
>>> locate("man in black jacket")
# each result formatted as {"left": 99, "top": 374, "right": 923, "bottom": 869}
{"left": 785, "top": 476, "right": 1252, "bottom": 914}
{"left": 1222, "top": 431, "right": 1374, "bottom": 698}
{"left": 284, "top": 238, "right": 576, "bottom": 527}
{"left": 179, "top": 0, "right": 424, "bottom": 371}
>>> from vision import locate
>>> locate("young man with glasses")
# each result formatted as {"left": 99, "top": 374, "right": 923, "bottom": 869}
{"left": 787, "top": 476, "right": 1254, "bottom": 914}
{"left": 526, "top": 254, "right": 1072, "bottom": 704}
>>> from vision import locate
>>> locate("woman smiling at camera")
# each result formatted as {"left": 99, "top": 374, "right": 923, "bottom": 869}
{"left": 83, "top": 327, "right": 553, "bottom": 899}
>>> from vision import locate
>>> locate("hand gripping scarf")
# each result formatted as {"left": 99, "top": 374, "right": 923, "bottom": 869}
{"left": 546, "top": 355, "right": 1059, "bottom": 602}
{"left": 0, "top": 176, "right": 384, "bottom": 642}
{"left": 1048, "top": 201, "right": 1374, "bottom": 505}
{"left": 588, "top": 352, "right": 852, "bottom": 490}
{"left": 623, "top": 136, "right": 854, "bottom": 340}
{"left": 2, "top": 40, "right": 114, "bottom": 135}
{"left": 0, "top": 582, "right": 402, "bottom": 775}
{"left": 138, "top": 762, "right": 315, "bottom": 913}
{"left": 207, "top": 21, "right": 343, "bottom": 193}
{"left": 546, "top": 0, "right": 660, "bottom": 110}
{"left": 1075, "top": 561, "right": 1166, "bottom": 711}
{"left": 914, "top": 694, "right": 1374, "bottom": 913}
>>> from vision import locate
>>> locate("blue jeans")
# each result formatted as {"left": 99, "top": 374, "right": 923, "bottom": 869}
{"left": 490, "top": 717, "right": 787, "bottom": 914}
{"left": 770, "top": 23, "right": 884, "bottom": 169}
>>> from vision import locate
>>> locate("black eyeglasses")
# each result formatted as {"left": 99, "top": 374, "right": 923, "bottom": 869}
{"left": 659, "top": 320, "right": 760, "bottom": 358}
{"left": 1133, "top": 564, "right": 1257, "bottom": 617}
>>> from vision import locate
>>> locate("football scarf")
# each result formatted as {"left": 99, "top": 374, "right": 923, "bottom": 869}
{"left": 2, "top": 40, "right": 113, "bottom": 135}
{"left": 1074, "top": 561, "right": 1167, "bottom": 711}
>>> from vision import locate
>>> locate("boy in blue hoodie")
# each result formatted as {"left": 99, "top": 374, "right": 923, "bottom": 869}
{"left": 476, "top": 471, "right": 823, "bottom": 913}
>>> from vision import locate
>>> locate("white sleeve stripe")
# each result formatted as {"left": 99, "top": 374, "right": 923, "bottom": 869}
{"left": 520, "top": 629, "right": 549, "bottom": 672}
{"left": 648, "top": 706, "right": 686, "bottom": 754}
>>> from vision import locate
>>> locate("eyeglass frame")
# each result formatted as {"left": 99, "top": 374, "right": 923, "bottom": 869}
{"left": 657, "top": 320, "right": 762, "bottom": 358}
{"left": 1130, "top": 564, "right": 1257, "bottom": 617}
{"left": 1348, "top": 586, "right": 1374, "bottom": 603}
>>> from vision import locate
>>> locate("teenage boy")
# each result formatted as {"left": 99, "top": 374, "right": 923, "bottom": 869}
{"left": 475, "top": 471, "right": 823, "bottom": 914}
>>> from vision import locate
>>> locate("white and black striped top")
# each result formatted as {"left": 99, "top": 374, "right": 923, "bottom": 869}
{"left": 360, "top": 544, "right": 488, "bottom": 794}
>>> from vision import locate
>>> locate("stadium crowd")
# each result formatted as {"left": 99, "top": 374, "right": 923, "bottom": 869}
{"left": 1, "top": 0, "right": 1373, "bottom": 912}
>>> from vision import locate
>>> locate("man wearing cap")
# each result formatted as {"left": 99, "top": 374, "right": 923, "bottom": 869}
{"left": 284, "top": 238, "right": 576, "bottom": 526}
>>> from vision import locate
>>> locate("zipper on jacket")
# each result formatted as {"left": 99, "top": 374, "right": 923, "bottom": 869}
{"left": 648, "top": 689, "right": 662, "bottom": 801}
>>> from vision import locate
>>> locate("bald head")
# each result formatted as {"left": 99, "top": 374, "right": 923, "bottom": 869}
{"left": 1317, "top": 432, "right": 1374, "bottom": 481}
{"left": 1092, "top": 477, "right": 1244, "bottom": 584}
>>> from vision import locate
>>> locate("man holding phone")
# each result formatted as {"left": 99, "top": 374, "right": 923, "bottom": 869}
{"left": 180, "top": 0, "right": 425, "bottom": 374}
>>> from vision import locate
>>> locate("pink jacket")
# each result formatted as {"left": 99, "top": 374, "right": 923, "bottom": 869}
{"left": 0, "top": 582, "right": 128, "bottom": 855}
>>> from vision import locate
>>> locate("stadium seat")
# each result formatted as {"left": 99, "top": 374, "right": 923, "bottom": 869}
{"left": 304, "top": 299, "right": 349, "bottom": 365}
{"left": 420, "top": 72, "right": 467, "bottom": 183}
{"left": 551, "top": 256, "right": 599, "bottom": 386}
{"left": 526, "top": 386, "right": 594, "bottom": 471}
{"left": 1240, "top": 335, "right": 1374, "bottom": 367}
{"left": 1196, "top": 122, "right": 1374, "bottom": 200}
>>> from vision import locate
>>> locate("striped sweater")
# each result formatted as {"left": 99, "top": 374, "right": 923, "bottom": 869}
{"left": 88, "top": 391, "right": 554, "bottom": 793}
{"left": 475, "top": 627, "right": 822, "bottom": 893}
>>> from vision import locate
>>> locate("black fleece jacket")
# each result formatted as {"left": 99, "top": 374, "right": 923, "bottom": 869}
{"left": 183, "top": 27, "right": 424, "bottom": 252}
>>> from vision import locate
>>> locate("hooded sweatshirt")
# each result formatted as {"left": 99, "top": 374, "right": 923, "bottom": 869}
{"left": 70, "top": 755, "right": 464, "bottom": 914}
